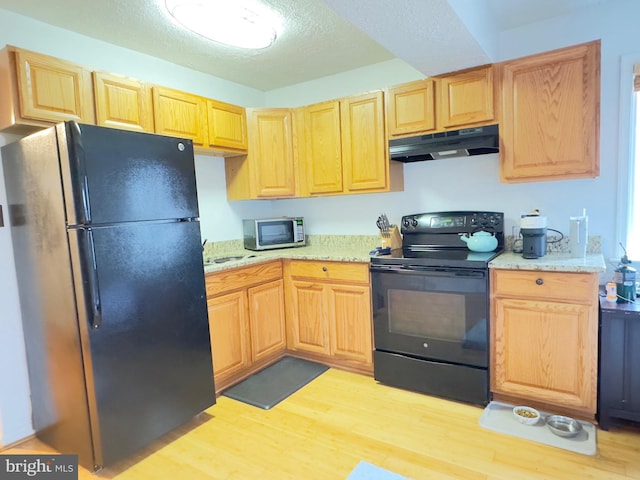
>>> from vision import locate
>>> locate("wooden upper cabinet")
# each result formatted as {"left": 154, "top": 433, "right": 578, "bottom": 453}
{"left": 152, "top": 86, "right": 208, "bottom": 146}
{"left": 0, "top": 46, "right": 94, "bottom": 132}
{"left": 300, "top": 100, "right": 343, "bottom": 195}
{"left": 247, "top": 108, "right": 296, "bottom": 198}
{"left": 207, "top": 99, "right": 247, "bottom": 153}
{"left": 500, "top": 40, "right": 600, "bottom": 182}
{"left": 437, "top": 65, "right": 495, "bottom": 129}
{"left": 387, "top": 79, "right": 436, "bottom": 137}
{"left": 93, "top": 71, "right": 153, "bottom": 132}
{"left": 341, "top": 91, "right": 388, "bottom": 193}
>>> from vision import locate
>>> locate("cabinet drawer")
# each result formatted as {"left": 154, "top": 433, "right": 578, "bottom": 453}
{"left": 288, "top": 260, "right": 369, "bottom": 283}
{"left": 491, "top": 269, "right": 597, "bottom": 303}
{"left": 206, "top": 260, "right": 282, "bottom": 297}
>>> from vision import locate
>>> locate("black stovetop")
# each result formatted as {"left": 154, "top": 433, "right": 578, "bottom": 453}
{"left": 370, "top": 247, "right": 503, "bottom": 269}
{"left": 371, "top": 211, "right": 505, "bottom": 269}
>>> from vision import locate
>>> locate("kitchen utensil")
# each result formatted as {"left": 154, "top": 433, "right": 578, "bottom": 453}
{"left": 512, "top": 406, "right": 541, "bottom": 426}
{"left": 376, "top": 214, "right": 391, "bottom": 238}
{"left": 546, "top": 415, "right": 583, "bottom": 438}
{"left": 459, "top": 231, "right": 498, "bottom": 252}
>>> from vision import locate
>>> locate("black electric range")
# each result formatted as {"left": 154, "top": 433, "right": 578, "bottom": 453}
{"left": 370, "top": 211, "right": 505, "bottom": 269}
{"left": 369, "top": 211, "right": 504, "bottom": 406}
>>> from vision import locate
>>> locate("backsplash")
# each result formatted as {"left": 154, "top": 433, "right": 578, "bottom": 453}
{"left": 505, "top": 235, "right": 602, "bottom": 254}
{"left": 202, "top": 234, "right": 381, "bottom": 260}
{"left": 205, "top": 234, "right": 602, "bottom": 260}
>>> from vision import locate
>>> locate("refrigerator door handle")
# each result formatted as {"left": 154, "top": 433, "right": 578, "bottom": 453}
{"left": 85, "top": 229, "right": 102, "bottom": 329}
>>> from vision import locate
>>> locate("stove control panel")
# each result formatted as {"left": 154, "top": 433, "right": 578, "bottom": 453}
{"left": 401, "top": 211, "right": 504, "bottom": 234}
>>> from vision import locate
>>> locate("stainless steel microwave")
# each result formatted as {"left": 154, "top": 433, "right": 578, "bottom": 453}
{"left": 243, "top": 217, "right": 305, "bottom": 251}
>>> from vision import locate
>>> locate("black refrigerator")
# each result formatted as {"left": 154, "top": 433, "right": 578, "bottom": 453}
{"left": 1, "top": 122, "right": 215, "bottom": 471}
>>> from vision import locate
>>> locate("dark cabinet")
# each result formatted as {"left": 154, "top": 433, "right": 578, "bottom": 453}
{"left": 599, "top": 298, "right": 640, "bottom": 430}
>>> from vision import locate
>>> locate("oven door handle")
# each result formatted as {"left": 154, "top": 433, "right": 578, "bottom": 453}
{"left": 371, "top": 265, "right": 486, "bottom": 278}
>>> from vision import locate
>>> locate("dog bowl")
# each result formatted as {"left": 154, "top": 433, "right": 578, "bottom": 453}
{"left": 512, "top": 406, "right": 541, "bottom": 425}
{"left": 546, "top": 415, "right": 583, "bottom": 438}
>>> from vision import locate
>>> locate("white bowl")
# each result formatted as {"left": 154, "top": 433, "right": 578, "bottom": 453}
{"left": 513, "top": 406, "right": 541, "bottom": 425}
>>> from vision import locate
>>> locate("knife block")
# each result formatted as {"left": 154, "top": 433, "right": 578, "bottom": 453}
{"left": 380, "top": 225, "right": 402, "bottom": 250}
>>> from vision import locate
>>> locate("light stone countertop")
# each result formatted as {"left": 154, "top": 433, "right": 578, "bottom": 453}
{"left": 202, "top": 236, "right": 608, "bottom": 274}
{"left": 203, "top": 236, "right": 379, "bottom": 274}
{"left": 489, "top": 251, "right": 606, "bottom": 273}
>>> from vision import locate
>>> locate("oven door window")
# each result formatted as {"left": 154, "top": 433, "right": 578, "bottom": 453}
{"left": 371, "top": 268, "right": 488, "bottom": 367}
{"left": 258, "top": 221, "right": 293, "bottom": 246}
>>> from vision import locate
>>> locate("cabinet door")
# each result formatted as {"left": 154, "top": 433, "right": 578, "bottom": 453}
{"left": 208, "top": 291, "right": 251, "bottom": 383}
{"left": 492, "top": 297, "right": 597, "bottom": 413}
{"left": 207, "top": 99, "right": 247, "bottom": 152}
{"left": 302, "top": 100, "right": 343, "bottom": 195}
{"left": 387, "top": 79, "right": 436, "bottom": 137}
{"left": 247, "top": 108, "right": 296, "bottom": 197}
{"left": 328, "top": 284, "right": 372, "bottom": 365}
{"left": 15, "top": 49, "right": 94, "bottom": 124}
{"left": 248, "top": 279, "right": 286, "bottom": 362}
{"left": 287, "top": 280, "right": 330, "bottom": 354}
{"left": 341, "top": 91, "right": 388, "bottom": 193}
{"left": 93, "top": 72, "right": 153, "bottom": 132}
{"left": 500, "top": 40, "right": 600, "bottom": 182}
{"left": 437, "top": 65, "right": 494, "bottom": 129}
{"left": 152, "top": 86, "right": 208, "bottom": 146}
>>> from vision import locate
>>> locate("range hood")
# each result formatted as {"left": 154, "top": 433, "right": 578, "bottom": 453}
{"left": 389, "top": 124, "right": 499, "bottom": 162}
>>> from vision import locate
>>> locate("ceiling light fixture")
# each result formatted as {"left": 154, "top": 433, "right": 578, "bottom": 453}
{"left": 165, "top": 0, "right": 279, "bottom": 49}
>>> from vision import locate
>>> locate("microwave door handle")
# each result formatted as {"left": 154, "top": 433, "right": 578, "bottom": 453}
{"left": 293, "top": 220, "right": 303, "bottom": 242}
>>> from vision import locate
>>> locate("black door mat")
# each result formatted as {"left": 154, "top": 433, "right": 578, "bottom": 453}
{"left": 222, "top": 356, "right": 329, "bottom": 409}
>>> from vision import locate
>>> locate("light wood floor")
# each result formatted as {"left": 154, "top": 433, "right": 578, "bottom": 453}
{"left": 4, "top": 368, "right": 640, "bottom": 479}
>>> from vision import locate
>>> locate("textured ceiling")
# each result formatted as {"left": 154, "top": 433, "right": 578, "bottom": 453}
{"left": 0, "top": 0, "right": 618, "bottom": 91}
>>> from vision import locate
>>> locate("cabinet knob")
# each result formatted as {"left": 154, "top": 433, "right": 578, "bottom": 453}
{"left": 322, "top": 266, "right": 328, "bottom": 272}
{"left": 536, "top": 278, "right": 544, "bottom": 285}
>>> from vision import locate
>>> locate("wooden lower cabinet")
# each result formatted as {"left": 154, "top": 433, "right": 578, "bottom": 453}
{"left": 490, "top": 269, "right": 599, "bottom": 416}
{"left": 285, "top": 260, "right": 373, "bottom": 374}
{"left": 207, "top": 290, "right": 250, "bottom": 385}
{"left": 206, "top": 261, "right": 286, "bottom": 393}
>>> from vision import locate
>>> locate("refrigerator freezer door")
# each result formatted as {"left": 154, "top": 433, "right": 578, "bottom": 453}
{"left": 58, "top": 122, "right": 200, "bottom": 226}
{"left": 69, "top": 220, "right": 215, "bottom": 468}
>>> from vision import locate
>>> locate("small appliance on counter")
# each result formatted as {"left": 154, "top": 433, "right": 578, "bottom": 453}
{"left": 569, "top": 209, "right": 588, "bottom": 258}
{"left": 520, "top": 210, "right": 547, "bottom": 259}
{"left": 243, "top": 217, "right": 305, "bottom": 250}
{"left": 614, "top": 244, "right": 636, "bottom": 303}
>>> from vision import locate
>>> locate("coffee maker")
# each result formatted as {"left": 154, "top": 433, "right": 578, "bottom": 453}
{"left": 520, "top": 213, "right": 547, "bottom": 259}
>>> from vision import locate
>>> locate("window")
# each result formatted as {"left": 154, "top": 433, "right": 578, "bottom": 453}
{"left": 629, "top": 65, "right": 640, "bottom": 259}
